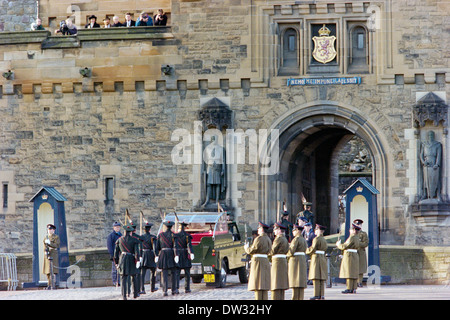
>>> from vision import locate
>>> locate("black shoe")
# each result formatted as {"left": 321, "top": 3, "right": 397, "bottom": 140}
{"left": 310, "top": 296, "right": 321, "bottom": 300}
{"left": 185, "top": 289, "right": 191, "bottom": 293}
{"left": 140, "top": 291, "right": 146, "bottom": 295}
{"left": 164, "top": 292, "right": 168, "bottom": 296}
{"left": 341, "top": 289, "right": 352, "bottom": 294}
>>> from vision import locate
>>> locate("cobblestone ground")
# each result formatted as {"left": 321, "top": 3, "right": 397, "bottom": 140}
{"left": 0, "top": 275, "right": 449, "bottom": 300}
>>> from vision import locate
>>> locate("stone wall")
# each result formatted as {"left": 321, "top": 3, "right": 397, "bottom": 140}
{"left": 0, "top": 0, "right": 37, "bottom": 32}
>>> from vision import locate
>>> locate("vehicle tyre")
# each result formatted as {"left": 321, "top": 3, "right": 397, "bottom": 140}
{"left": 238, "top": 266, "right": 248, "bottom": 283}
{"left": 192, "top": 275, "right": 202, "bottom": 284}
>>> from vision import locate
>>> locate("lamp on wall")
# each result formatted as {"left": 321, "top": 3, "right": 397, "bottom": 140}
{"left": 79, "top": 67, "right": 91, "bottom": 78}
{"left": 161, "top": 64, "right": 173, "bottom": 75}
{"left": 2, "top": 70, "right": 14, "bottom": 80}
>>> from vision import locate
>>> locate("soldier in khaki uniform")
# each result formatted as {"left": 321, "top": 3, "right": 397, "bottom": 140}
{"left": 244, "top": 222, "right": 272, "bottom": 300}
{"left": 337, "top": 223, "right": 361, "bottom": 294}
{"left": 354, "top": 219, "right": 368, "bottom": 287}
{"left": 287, "top": 224, "right": 308, "bottom": 300}
{"left": 306, "top": 224, "right": 328, "bottom": 300}
{"left": 269, "top": 222, "right": 290, "bottom": 300}
{"left": 43, "top": 224, "right": 60, "bottom": 290}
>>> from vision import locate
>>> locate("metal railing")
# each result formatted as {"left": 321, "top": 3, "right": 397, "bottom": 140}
{"left": 0, "top": 253, "right": 18, "bottom": 291}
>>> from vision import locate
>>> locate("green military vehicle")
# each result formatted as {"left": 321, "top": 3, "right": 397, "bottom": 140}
{"left": 160, "top": 211, "right": 252, "bottom": 288}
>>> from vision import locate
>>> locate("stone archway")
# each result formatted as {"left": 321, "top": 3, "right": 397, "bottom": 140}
{"left": 259, "top": 102, "right": 389, "bottom": 235}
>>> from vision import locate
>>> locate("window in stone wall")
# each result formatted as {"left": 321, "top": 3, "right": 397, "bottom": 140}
{"left": 347, "top": 23, "right": 369, "bottom": 73}
{"left": 2, "top": 183, "right": 7, "bottom": 208}
{"left": 279, "top": 26, "right": 300, "bottom": 76}
{"left": 105, "top": 177, "right": 114, "bottom": 206}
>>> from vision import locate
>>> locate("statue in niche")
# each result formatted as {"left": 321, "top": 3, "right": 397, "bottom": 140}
{"left": 419, "top": 130, "right": 442, "bottom": 201}
{"left": 202, "top": 135, "right": 227, "bottom": 207}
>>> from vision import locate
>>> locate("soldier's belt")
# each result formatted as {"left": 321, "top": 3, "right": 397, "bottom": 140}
{"left": 253, "top": 254, "right": 268, "bottom": 258}
{"left": 272, "top": 254, "right": 287, "bottom": 259}
{"left": 121, "top": 252, "right": 133, "bottom": 255}
{"left": 294, "top": 252, "right": 305, "bottom": 256}
{"left": 142, "top": 249, "right": 153, "bottom": 252}
{"left": 346, "top": 249, "right": 357, "bottom": 253}
{"left": 315, "top": 250, "right": 325, "bottom": 254}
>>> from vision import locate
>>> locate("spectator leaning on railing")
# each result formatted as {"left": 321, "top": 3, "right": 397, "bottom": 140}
{"left": 136, "top": 12, "right": 153, "bottom": 26}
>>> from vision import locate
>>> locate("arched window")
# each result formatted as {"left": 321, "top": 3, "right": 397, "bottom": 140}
{"left": 348, "top": 25, "right": 369, "bottom": 73}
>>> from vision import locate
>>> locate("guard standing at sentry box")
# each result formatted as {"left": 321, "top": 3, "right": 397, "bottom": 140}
{"left": 353, "top": 219, "right": 368, "bottom": 287}
{"left": 244, "top": 222, "right": 272, "bottom": 300}
{"left": 43, "top": 224, "right": 60, "bottom": 290}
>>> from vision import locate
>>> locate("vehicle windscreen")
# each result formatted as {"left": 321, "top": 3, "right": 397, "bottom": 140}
{"left": 161, "top": 212, "right": 229, "bottom": 237}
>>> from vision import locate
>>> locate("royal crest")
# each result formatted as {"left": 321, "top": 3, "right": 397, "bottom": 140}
{"left": 312, "top": 24, "right": 337, "bottom": 64}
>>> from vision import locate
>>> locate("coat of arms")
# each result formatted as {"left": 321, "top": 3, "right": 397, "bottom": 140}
{"left": 312, "top": 24, "right": 337, "bottom": 64}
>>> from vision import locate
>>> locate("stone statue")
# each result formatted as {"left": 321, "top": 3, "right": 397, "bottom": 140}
{"left": 202, "top": 135, "right": 227, "bottom": 207}
{"left": 419, "top": 131, "right": 442, "bottom": 201}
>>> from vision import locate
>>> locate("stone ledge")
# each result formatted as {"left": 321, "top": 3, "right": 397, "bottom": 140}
{"left": 0, "top": 27, "right": 173, "bottom": 49}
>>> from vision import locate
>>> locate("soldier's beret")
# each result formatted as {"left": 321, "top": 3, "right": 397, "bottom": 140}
{"left": 163, "top": 220, "right": 174, "bottom": 228}
{"left": 124, "top": 224, "right": 134, "bottom": 232}
{"left": 351, "top": 223, "right": 361, "bottom": 231}
{"left": 258, "top": 221, "right": 269, "bottom": 229}
{"left": 304, "top": 222, "right": 312, "bottom": 227}
{"left": 298, "top": 217, "right": 308, "bottom": 222}
{"left": 303, "top": 201, "right": 312, "bottom": 206}
{"left": 282, "top": 211, "right": 289, "bottom": 216}
{"left": 113, "top": 221, "right": 121, "bottom": 227}
{"left": 274, "top": 221, "right": 286, "bottom": 230}
{"left": 47, "top": 224, "right": 56, "bottom": 230}
{"left": 315, "top": 224, "right": 326, "bottom": 231}
{"left": 144, "top": 222, "right": 153, "bottom": 228}
{"left": 179, "top": 221, "right": 189, "bottom": 227}
{"left": 353, "top": 219, "right": 364, "bottom": 225}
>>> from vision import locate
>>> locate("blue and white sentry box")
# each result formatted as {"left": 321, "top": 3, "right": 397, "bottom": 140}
{"left": 343, "top": 178, "right": 380, "bottom": 269}
{"left": 26, "top": 186, "right": 69, "bottom": 288}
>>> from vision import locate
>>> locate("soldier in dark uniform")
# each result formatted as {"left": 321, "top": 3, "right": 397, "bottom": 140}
{"left": 130, "top": 222, "right": 144, "bottom": 296}
{"left": 140, "top": 221, "right": 158, "bottom": 293}
{"left": 107, "top": 221, "right": 122, "bottom": 287}
{"left": 280, "top": 211, "right": 293, "bottom": 242}
{"left": 114, "top": 224, "right": 141, "bottom": 300}
{"left": 155, "top": 220, "right": 178, "bottom": 296}
{"left": 298, "top": 201, "right": 314, "bottom": 226}
{"left": 175, "top": 221, "right": 194, "bottom": 293}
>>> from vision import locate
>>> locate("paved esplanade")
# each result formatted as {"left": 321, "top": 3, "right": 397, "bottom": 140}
{"left": 0, "top": 275, "right": 448, "bottom": 300}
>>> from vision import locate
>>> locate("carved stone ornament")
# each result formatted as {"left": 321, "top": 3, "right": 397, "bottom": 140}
{"left": 198, "top": 97, "right": 233, "bottom": 131}
{"left": 413, "top": 92, "right": 448, "bottom": 128}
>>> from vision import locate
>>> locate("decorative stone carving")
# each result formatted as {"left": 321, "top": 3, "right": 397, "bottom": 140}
{"left": 198, "top": 97, "right": 233, "bottom": 131}
{"left": 413, "top": 92, "right": 448, "bottom": 128}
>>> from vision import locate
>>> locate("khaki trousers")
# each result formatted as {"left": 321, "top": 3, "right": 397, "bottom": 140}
{"left": 292, "top": 288, "right": 305, "bottom": 300}
{"left": 313, "top": 280, "right": 325, "bottom": 297}
{"left": 254, "top": 290, "right": 268, "bottom": 300}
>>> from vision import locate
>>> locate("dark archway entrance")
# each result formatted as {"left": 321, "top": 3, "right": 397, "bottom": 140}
{"left": 259, "top": 103, "right": 388, "bottom": 236}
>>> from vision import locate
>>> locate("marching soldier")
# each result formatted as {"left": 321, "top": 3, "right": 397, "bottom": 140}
{"left": 114, "top": 224, "right": 141, "bottom": 300}
{"left": 306, "top": 224, "right": 328, "bottom": 300}
{"left": 244, "top": 222, "right": 272, "bottom": 300}
{"left": 337, "top": 223, "right": 361, "bottom": 294}
{"left": 175, "top": 222, "right": 194, "bottom": 293}
{"left": 354, "top": 219, "right": 368, "bottom": 287}
{"left": 155, "top": 220, "right": 179, "bottom": 296}
{"left": 140, "top": 221, "right": 158, "bottom": 293}
{"left": 287, "top": 224, "right": 308, "bottom": 300}
{"left": 270, "top": 222, "right": 290, "bottom": 300}
{"left": 43, "top": 224, "right": 60, "bottom": 290}
{"left": 131, "top": 222, "right": 144, "bottom": 296}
